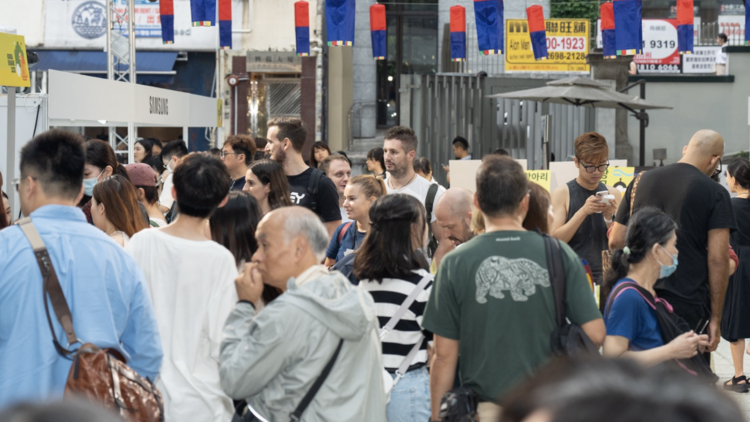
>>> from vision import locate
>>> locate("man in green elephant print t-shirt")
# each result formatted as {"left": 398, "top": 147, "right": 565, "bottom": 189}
{"left": 423, "top": 156, "right": 605, "bottom": 422}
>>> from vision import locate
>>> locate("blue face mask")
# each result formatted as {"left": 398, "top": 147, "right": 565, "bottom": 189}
{"left": 83, "top": 169, "right": 104, "bottom": 197}
{"left": 656, "top": 245, "right": 678, "bottom": 279}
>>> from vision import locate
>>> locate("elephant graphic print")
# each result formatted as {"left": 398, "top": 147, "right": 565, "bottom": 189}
{"left": 475, "top": 256, "right": 550, "bottom": 303}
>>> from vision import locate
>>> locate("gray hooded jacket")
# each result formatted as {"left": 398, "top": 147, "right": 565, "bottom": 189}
{"left": 220, "top": 269, "right": 387, "bottom": 422}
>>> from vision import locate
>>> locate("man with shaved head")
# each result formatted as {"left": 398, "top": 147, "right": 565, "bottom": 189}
{"left": 433, "top": 188, "right": 475, "bottom": 267}
{"left": 610, "top": 129, "right": 736, "bottom": 361}
{"left": 219, "top": 207, "right": 386, "bottom": 422}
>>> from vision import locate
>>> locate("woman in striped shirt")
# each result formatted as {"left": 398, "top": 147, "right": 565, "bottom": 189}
{"left": 354, "top": 194, "right": 433, "bottom": 422}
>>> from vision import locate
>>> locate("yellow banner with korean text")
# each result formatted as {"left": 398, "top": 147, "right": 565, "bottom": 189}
{"left": 525, "top": 170, "right": 551, "bottom": 192}
{"left": 505, "top": 18, "right": 590, "bottom": 73}
{"left": 0, "top": 32, "right": 30, "bottom": 88}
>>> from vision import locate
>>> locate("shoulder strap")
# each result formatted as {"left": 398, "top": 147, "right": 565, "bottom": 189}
{"left": 338, "top": 222, "right": 353, "bottom": 244}
{"left": 16, "top": 217, "right": 80, "bottom": 356}
{"left": 395, "top": 336, "right": 424, "bottom": 378}
{"left": 425, "top": 183, "right": 439, "bottom": 219}
{"left": 543, "top": 234, "right": 566, "bottom": 328}
{"left": 308, "top": 168, "right": 324, "bottom": 213}
{"left": 290, "top": 338, "right": 344, "bottom": 422}
{"left": 380, "top": 273, "right": 433, "bottom": 340}
{"left": 605, "top": 281, "right": 657, "bottom": 319}
{"left": 629, "top": 172, "right": 645, "bottom": 218}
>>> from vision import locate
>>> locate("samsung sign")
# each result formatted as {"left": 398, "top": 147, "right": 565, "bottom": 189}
{"left": 149, "top": 96, "right": 169, "bottom": 115}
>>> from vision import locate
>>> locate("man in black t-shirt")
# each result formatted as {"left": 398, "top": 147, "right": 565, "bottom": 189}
{"left": 610, "top": 130, "right": 736, "bottom": 354}
{"left": 265, "top": 118, "right": 341, "bottom": 238}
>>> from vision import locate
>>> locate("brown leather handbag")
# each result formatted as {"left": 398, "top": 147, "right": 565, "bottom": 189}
{"left": 17, "top": 217, "right": 164, "bottom": 422}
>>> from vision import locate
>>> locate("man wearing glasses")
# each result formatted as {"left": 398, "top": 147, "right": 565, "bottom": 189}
{"left": 221, "top": 135, "right": 257, "bottom": 192}
{"left": 551, "top": 132, "right": 621, "bottom": 287}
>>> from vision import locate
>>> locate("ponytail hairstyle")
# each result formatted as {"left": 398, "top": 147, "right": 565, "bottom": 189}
{"left": 727, "top": 158, "right": 750, "bottom": 190}
{"left": 85, "top": 139, "right": 130, "bottom": 181}
{"left": 603, "top": 207, "right": 677, "bottom": 300}
{"left": 348, "top": 174, "right": 386, "bottom": 199}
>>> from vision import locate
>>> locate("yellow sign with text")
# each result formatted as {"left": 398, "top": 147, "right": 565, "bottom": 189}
{"left": 600, "top": 167, "right": 635, "bottom": 194}
{"left": 0, "top": 33, "right": 30, "bottom": 88}
{"left": 525, "top": 170, "right": 551, "bottom": 192}
{"left": 505, "top": 19, "right": 590, "bottom": 73}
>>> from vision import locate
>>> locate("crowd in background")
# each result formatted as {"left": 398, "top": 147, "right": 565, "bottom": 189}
{"left": 0, "top": 121, "right": 747, "bottom": 422}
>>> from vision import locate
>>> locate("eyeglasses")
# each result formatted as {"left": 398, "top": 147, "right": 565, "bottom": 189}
{"left": 12, "top": 175, "right": 37, "bottom": 191}
{"left": 220, "top": 151, "right": 238, "bottom": 159}
{"left": 577, "top": 158, "right": 609, "bottom": 174}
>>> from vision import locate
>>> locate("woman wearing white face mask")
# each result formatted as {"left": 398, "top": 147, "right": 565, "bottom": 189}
{"left": 80, "top": 139, "right": 130, "bottom": 224}
{"left": 603, "top": 208, "right": 710, "bottom": 367}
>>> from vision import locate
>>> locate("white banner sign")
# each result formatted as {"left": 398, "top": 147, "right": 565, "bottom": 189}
{"left": 682, "top": 46, "right": 721, "bottom": 74}
{"left": 42, "top": 0, "right": 247, "bottom": 51}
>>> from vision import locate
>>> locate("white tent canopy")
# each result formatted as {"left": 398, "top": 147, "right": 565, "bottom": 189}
{"left": 3, "top": 70, "right": 220, "bottom": 219}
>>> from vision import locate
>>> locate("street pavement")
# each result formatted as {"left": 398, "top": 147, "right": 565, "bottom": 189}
{"left": 714, "top": 339, "right": 750, "bottom": 419}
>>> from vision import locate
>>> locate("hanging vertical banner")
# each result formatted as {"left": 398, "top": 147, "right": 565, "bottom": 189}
{"left": 746, "top": 0, "right": 750, "bottom": 45}
{"left": 370, "top": 4, "right": 387, "bottom": 59}
{"left": 676, "top": 0, "right": 693, "bottom": 53}
{"left": 474, "top": 0, "right": 504, "bottom": 55}
{"left": 526, "top": 5, "right": 548, "bottom": 60}
{"left": 160, "top": 0, "right": 174, "bottom": 44}
{"left": 450, "top": 5, "right": 467, "bottom": 62}
{"left": 295, "top": 1, "right": 311, "bottom": 56}
{"left": 614, "top": 0, "right": 642, "bottom": 55}
{"left": 327, "top": 0, "right": 356, "bottom": 46}
{"left": 601, "top": 2, "right": 616, "bottom": 58}
{"left": 191, "top": 0, "right": 216, "bottom": 26}
{"left": 219, "top": 0, "right": 232, "bottom": 49}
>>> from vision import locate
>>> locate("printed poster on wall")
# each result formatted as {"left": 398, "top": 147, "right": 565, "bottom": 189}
{"left": 634, "top": 20, "right": 681, "bottom": 74}
{"left": 505, "top": 19, "right": 590, "bottom": 73}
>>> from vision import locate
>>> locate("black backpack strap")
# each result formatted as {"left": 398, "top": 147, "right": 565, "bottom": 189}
{"left": 543, "top": 234, "right": 566, "bottom": 328}
{"left": 604, "top": 281, "right": 655, "bottom": 319}
{"left": 425, "top": 183, "right": 439, "bottom": 219}
{"left": 289, "top": 338, "right": 344, "bottom": 422}
{"left": 307, "top": 168, "right": 324, "bottom": 213}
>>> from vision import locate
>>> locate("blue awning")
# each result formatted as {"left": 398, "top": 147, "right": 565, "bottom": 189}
{"left": 31, "top": 51, "right": 178, "bottom": 85}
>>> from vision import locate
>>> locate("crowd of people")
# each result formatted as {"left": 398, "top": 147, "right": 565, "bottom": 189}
{"left": 0, "top": 121, "right": 747, "bottom": 422}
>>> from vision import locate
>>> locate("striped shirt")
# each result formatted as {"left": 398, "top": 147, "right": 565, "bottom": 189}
{"left": 360, "top": 269, "right": 434, "bottom": 373}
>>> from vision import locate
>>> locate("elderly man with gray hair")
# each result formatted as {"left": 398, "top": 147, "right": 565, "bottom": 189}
{"left": 219, "top": 206, "right": 387, "bottom": 422}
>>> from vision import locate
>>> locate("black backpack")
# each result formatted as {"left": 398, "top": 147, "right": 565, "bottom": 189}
{"left": 606, "top": 281, "right": 718, "bottom": 382}
{"left": 307, "top": 167, "right": 324, "bottom": 213}
{"left": 544, "top": 234, "right": 599, "bottom": 357}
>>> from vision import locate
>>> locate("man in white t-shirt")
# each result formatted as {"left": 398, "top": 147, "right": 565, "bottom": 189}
{"left": 383, "top": 126, "right": 444, "bottom": 245}
{"left": 157, "top": 140, "right": 188, "bottom": 214}
{"left": 126, "top": 154, "right": 237, "bottom": 422}
{"left": 715, "top": 33, "right": 728, "bottom": 75}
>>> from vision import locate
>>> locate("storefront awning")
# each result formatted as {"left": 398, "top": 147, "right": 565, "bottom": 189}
{"left": 31, "top": 51, "right": 178, "bottom": 85}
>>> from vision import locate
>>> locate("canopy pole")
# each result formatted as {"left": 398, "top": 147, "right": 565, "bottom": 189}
{"left": 6, "top": 86, "right": 16, "bottom": 218}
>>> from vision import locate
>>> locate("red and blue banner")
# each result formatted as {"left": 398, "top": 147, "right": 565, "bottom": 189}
{"left": 473, "top": 0, "right": 503, "bottom": 55}
{"left": 191, "top": 0, "right": 216, "bottom": 27}
{"left": 601, "top": 2, "right": 616, "bottom": 59}
{"left": 295, "top": 1, "right": 310, "bottom": 56}
{"left": 613, "top": 0, "right": 642, "bottom": 55}
{"left": 676, "top": 0, "right": 693, "bottom": 54}
{"left": 327, "top": 0, "right": 355, "bottom": 46}
{"left": 219, "top": 0, "right": 232, "bottom": 49}
{"left": 160, "top": 0, "right": 174, "bottom": 44}
{"left": 526, "top": 5, "right": 548, "bottom": 61}
{"left": 450, "top": 6, "right": 466, "bottom": 62}
{"left": 370, "top": 4, "right": 386, "bottom": 60}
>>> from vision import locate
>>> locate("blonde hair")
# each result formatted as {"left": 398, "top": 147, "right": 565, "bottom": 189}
{"left": 470, "top": 207, "right": 485, "bottom": 235}
{"left": 348, "top": 174, "right": 386, "bottom": 199}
